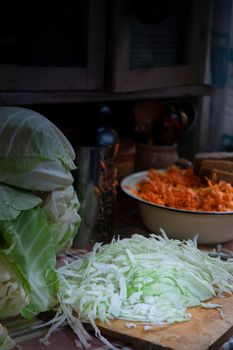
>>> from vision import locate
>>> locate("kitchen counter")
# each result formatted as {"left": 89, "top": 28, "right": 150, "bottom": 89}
{"left": 9, "top": 192, "right": 233, "bottom": 350}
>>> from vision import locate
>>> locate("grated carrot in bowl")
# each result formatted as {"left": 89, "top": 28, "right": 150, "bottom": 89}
{"left": 131, "top": 165, "right": 233, "bottom": 212}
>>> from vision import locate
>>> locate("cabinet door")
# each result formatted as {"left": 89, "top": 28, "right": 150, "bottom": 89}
{"left": 107, "top": 0, "right": 211, "bottom": 93}
{"left": 0, "top": 0, "right": 105, "bottom": 92}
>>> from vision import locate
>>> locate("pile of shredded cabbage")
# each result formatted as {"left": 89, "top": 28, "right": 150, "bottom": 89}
{"left": 42, "top": 232, "right": 233, "bottom": 349}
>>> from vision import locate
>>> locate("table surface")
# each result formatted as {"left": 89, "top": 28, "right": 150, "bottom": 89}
{"left": 9, "top": 193, "right": 233, "bottom": 350}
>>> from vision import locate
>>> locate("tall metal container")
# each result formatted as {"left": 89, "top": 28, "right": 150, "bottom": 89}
{"left": 73, "top": 107, "right": 119, "bottom": 249}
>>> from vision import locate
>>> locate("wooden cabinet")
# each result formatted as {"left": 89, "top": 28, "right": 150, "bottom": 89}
{"left": 0, "top": 0, "right": 212, "bottom": 104}
{"left": 0, "top": 0, "right": 106, "bottom": 92}
{"left": 107, "top": 0, "right": 212, "bottom": 93}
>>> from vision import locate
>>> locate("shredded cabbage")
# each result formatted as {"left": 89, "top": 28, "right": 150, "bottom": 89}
{"left": 42, "top": 232, "right": 233, "bottom": 349}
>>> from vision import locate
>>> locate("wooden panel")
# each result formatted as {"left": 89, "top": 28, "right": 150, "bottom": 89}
{"left": 97, "top": 295, "right": 233, "bottom": 350}
{"left": 0, "top": 66, "right": 87, "bottom": 92}
{"left": 107, "top": 0, "right": 212, "bottom": 93}
{"left": 0, "top": 0, "right": 106, "bottom": 92}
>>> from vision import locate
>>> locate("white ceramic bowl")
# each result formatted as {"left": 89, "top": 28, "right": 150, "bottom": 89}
{"left": 121, "top": 171, "right": 233, "bottom": 244}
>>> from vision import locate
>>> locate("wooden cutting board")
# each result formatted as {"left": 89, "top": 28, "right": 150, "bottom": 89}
{"left": 97, "top": 295, "right": 233, "bottom": 350}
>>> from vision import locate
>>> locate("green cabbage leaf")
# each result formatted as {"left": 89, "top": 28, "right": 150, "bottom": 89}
{"left": 0, "top": 106, "right": 76, "bottom": 191}
{"left": 42, "top": 186, "right": 81, "bottom": 253}
{"left": 0, "top": 183, "right": 42, "bottom": 221}
{"left": 0, "top": 254, "right": 28, "bottom": 319}
{"left": 0, "top": 184, "right": 58, "bottom": 320}
{"left": 0, "top": 324, "right": 16, "bottom": 350}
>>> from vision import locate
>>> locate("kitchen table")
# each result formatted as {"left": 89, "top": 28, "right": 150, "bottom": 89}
{"left": 8, "top": 193, "right": 233, "bottom": 350}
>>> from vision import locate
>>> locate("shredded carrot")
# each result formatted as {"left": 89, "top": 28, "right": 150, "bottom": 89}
{"left": 130, "top": 165, "right": 233, "bottom": 212}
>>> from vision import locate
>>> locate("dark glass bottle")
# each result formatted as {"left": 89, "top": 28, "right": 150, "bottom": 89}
{"left": 73, "top": 105, "right": 119, "bottom": 248}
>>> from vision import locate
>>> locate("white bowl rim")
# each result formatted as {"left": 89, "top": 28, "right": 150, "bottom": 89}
{"left": 120, "top": 170, "right": 233, "bottom": 216}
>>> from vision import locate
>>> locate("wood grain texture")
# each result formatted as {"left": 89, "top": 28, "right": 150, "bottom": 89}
{"left": 97, "top": 295, "right": 233, "bottom": 350}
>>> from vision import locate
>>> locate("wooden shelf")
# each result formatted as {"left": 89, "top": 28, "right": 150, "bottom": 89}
{"left": 0, "top": 84, "right": 212, "bottom": 106}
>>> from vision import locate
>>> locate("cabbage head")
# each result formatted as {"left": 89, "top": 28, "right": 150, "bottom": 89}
{"left": 0, "top": 106, "right": 76, "bottom": 191}
{"left": 0, "top": 183, "right": 58, "bottom": 320}
{"left": 42, "top": 186, "right": 81, "bottom": 253}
